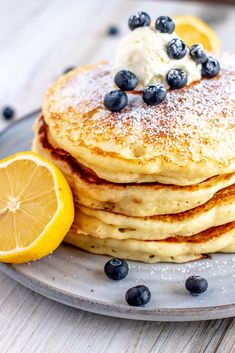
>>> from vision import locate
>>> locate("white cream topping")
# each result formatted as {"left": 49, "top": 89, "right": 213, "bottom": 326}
{"left": 113, "top": 26, "right": 202, "bottom": 90}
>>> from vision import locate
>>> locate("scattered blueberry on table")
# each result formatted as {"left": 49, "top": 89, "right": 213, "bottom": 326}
{"left": 125, "top": 285, "right": 151, "bottom": 306}
{"left": 142, "top": 84, "right": 167, "bottom": 105}
{"left": 107, "top": 25, "right": 120, "bottom": 36}
{"left": 63, "top": 66, "right": 76, "bottom": 74}
{"left": 185, "top": 275, "right": 208, "bottom": 295}
{"left": 2, "top": 106, "right": 15, "bottom": 120}
{"left": 114, "top": 70, "right": 138, "bottom": 91}
{"left": 104, "top": 258, "right": 129, "bottom": 280}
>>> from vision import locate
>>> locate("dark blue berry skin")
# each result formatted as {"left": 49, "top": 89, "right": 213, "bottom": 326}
{"left": 125, "top": 285, "right": 151, "bottom": 306}
{"left": 142, "top": 84, "right": 167, "bottom": 105}
{"left": 155, "top": 16, "right": 175, "bottom": 34}
{"left": 107, "top": 25, "right": 120, "bottom": 36}
{"left": 201, "top": 56, "right": 220, "bottom": 78}
{"left": 128, "top": 11, "right": 151, "bottom": 31}
{"left": 2, "top": 106, "right": 15, "bottom": 120}
{"left": 185, "top": 276, "right": 208, "bottom": 295}
{"left": 104, "top": 258, "right": 129, "bottom": 280}
{"left": 104, "top": 90, "right": 128, "bottom": 112}
{"left": 63, "top": 66, "right": 75, "bottom": 74}
{"left": 166, "top": 69, "right": 188, "bottom": 89}
{"left": 114, "top": 70, "right": 138, "bottom": 91}
{"left": 167, "top": 38, "right": 187, "bottom": 60}
{"left": 190, "top": 44, "right": 207, "bottom": 64}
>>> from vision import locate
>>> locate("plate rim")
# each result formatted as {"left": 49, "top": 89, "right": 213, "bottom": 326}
{"left": 1, "top": 260, "right": 235, "bottom": 322}
{"left": 0, "top": 113, "right": 235, "bottom": 321}
{"left": 0, "top": 108, "right": 41, "bottom": 138}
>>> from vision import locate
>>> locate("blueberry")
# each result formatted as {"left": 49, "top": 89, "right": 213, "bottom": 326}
{"left": 128, "top": 11, "right": 151, "bottom": 31}
{"left": 201, "top": 56, "right": 220, "bottom": 78}
{"left": 103, "top": 90, "right": 128, "bottom": 112}
{"left": 114, "top": 70, "right": 138, "bottom": 91}
{"left": 142, "top": 84, "right": 167, "bottom": 105}
{"left": 2, "top": 106, "right": 15, "bottom": 120}
{"left": 107, "top": 25, "right": 120, "bottom": 36}
{"left": 104, "top": 258, "right": 129, "bottom": 280}
{"left": 125, "top": 285, "right": 151, "bottom": 306}
{"left": 190, "top": 44, "right": 207, "bottom": 64}
{"left": 167, "top": 38, "right": 187, "bottom": 60}
{"left": 185, "top": 276, "right": 208, "bottom": 295}
{"left": 166, "top": 69, "right": 188, "bottom": 89}
{"left": 155, "top": 16, "right": 175, "bottom": 34}
{"left": 63, "top": 66, "right": 75, "bottom": 74}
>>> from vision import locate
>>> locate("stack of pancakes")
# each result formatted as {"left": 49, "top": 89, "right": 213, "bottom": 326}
{"left": 33, "top": 56, "right": 235, "bottom": 263}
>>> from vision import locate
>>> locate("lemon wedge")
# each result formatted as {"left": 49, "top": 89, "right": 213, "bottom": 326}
{"left": 174, "top": 15, "right": 221, "bottom": 55}
{"left": 0, "top": 151, "right": 74, "bottom": 263}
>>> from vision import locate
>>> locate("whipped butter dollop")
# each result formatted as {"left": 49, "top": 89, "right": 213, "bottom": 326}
{"left": 114, "top": 26, "right": 202, "bottom": 90}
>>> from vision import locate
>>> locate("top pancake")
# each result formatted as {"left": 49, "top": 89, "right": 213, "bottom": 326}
{"left": 43, "top": 55, "right": 235, "bottom": 185}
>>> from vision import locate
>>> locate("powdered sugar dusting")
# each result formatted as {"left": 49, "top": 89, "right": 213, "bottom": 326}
{"left": 46, "top": 57, "right": 235, "bottom": 165}
{"left": 59, "top": 63, "right": 113, "bottom": 114}
{"left": 130, "top": 254, "right": 235, "bottom": 286}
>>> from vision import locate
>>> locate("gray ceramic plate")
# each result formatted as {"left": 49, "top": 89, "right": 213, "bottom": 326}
{"left": 0, "top": 112, "right": 235, "bottom": 321}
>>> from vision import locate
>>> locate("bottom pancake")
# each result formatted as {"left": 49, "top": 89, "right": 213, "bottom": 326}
{"left": 65, "top": 217, "right": 235, "bottom": 263}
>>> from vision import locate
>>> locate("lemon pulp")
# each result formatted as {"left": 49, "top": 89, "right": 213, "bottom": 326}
{"left": 0, "top": 152, "right": 74, "bottom": 263}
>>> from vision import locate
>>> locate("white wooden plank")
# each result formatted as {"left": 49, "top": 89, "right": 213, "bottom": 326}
{"left": 0, "top": 271, "right": 234, "bottom": 353}
{"left": 0, "top": 1, "right": 235, "bottom": 352}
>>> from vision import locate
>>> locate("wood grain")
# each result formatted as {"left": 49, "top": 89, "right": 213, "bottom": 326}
{"left": 0, "top": 270, "right": 235, "bottom": 353}
{"left": 0, "top": 1, "right": 235, "bottom": 352}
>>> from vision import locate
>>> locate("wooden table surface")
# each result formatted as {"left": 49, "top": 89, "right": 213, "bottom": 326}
{"left": 0, "top": 1, "right": 235, "bottom": 352}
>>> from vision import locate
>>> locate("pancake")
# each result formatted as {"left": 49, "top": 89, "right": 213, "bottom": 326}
{"left": 43, "top": 56, "right": 235, "bottom": 186}
{"left": 76, "top": 183, "right": 235, "bottom": 240}
{"left": 65, "top": 217, "right": 235, "bottom": 263}
{"left": 33, "top": 115, "right": 235, "bottom": 216}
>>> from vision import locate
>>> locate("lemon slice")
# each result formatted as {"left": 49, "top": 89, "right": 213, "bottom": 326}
{"left": 0, "top": 151, "right": 74, "bottom": 263}
{"left": 174, "top": 15, "right": 221, "bottom": 55}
